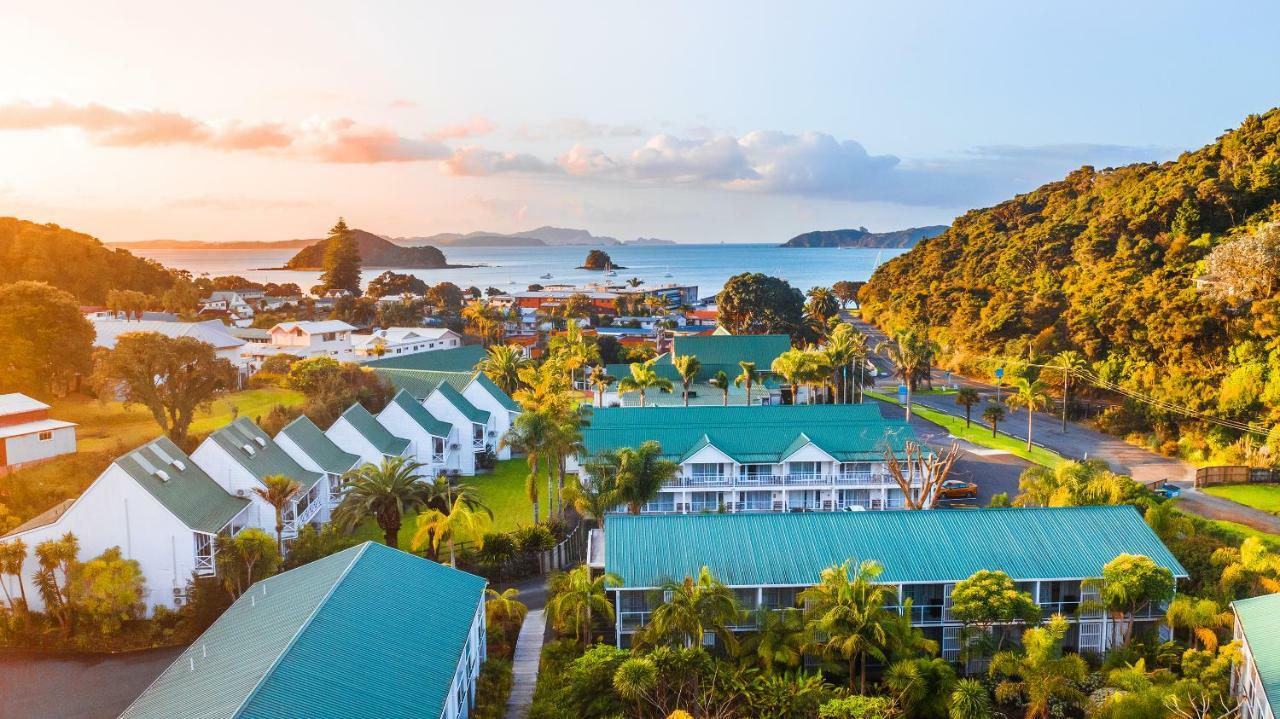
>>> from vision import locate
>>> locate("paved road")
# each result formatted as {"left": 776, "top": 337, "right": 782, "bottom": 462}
{"left": 0, "top": 646, "right": 182, "bottom": 719}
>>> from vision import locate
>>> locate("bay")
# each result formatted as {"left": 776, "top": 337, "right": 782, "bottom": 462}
{"left": 136, "top": 243, "right": 908, "bottom": 299}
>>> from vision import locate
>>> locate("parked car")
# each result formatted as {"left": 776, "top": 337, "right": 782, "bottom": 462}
{"left": 938, "top": 479, "right": 979, "bottom": 501}
{"left": 1154, "top": 484, "right": 1182, "bottom": 499}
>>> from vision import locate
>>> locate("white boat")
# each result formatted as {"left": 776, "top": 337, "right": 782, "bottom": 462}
{"left": 606, "top": 270, "right": 617, "bottom": 277}
{"left": 539, "top": 273, "right": 553, "bottom": 280}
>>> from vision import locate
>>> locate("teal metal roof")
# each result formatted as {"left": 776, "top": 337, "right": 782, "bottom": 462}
{"left": 112, "top": 437, "right": 249, "bottom": 534}
{"left": 208, "top": 418, "right": 325, "bottom": 493}
{"left": 366, "top": 344, "right": 486, "bottom": 372}
{"left": 278, "top": 416, "right": 360, "bottom": 475}
{"left": 469, "top": 371, "right": 522, "bottom": 412}
{"left": 1235, "top": 592, "right": 1280, "bottom": 713}
{"left": 605, "top": 362, "right": 781, "bottom": 406}
{"left": 372, "top": 368, "right": 472, "bottom": 400}
{"left": 120, "top": 542, "right": 487, "bottom": 719}
{"left": 605, "top": 506, "right": 1188, "bottom": 589}
{"left": 340, "top": 404, "right": 411, "bottom": 456}
{"left": 665, "top": 334, "right": 792, "bottom": 367}
{"left": 435, "top": 381, "right": 490, "bottom": 424}
{"left": 390, "top": 390, "right": 452, "bottom": 437}
{"left": 583, "top": 404, "right": 912, "bottom": 462}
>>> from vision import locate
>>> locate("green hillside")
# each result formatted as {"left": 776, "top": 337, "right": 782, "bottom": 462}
{"left": 284, "top": 228, "right": 452, "bottom": 269}
{"left": 860, "top": 108, "right": 1280, "bottom": 436}
{"left": 0, "top": 217, "right": 175, "bottom": 303}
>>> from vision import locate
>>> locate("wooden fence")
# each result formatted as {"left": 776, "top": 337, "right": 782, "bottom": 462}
{"left": 539, "top": 521, "right": 589, "bottom": 573}
{"left": 1195, "top": 465, "right": 1278, "bottom": 488}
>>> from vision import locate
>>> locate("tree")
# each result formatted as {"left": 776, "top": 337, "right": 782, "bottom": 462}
{"left": 106, "top": 288, "right": 153, "bottom": 320}
{"left": 832, "top": 280, "right": 864, "bottom": 309}
{"left": 806, "top": 286, "right": 841, "bottom": 330}
{"left": 708, "top": 370, "right": 730, "bottom": 405}
{"left": 989, "top": 615, "right": 1087, "bottom": 719}
{"left": 485, "top": 587, "right": 528, "bottom": 635}
{"left": 771, "top": 348, "right": 808, "bottom": 404}
{"left": 641, "top": 565, "right": 740, "bottom": 650}
{"left": 882, "top": 441, "right": 961, "bottom": 509}
{"left": 818, "top": 695, "right": 897, "bottom": 719}
{"left": 92, "top": 332, "right": 237, "bottom": 444}
{"left": 1083, "top": 554, "right": 1175, "bottom": 647}
{"left": 672, "top": 354, "right": 702, "bottom": 406}
{"left": 618, "top": 358, "right": 673, "bottom": 407}
{"left": 734, "top": 361, "right": 761, "bottom": 405}
{"left": 1051, "top": 350, "right": 1088, "bottom": 432}
{"left": 1014, "top": 459, "right": 1134, "bottom": 507}
{"left": 367, "top": 270, "right": 426, "bottom": 298}
{"left": 563, "top": 462, "right": 618, "bottom": 530}
{"left": 1211, "top": 535, "right": 1280, "bottom": 597}
{"left": 215, "top": 528, "right": 281, "bottom": 600}
{"left": 478, "top": 344, "right": 532, "bottom": 396}
{"left": 948, "top": 679, "right": 993, "bottom": 719}
{"left": 0, "top": 281, "right": 95, "bottom": 396}
{"left": 954, "top": 388, "right": 980, "bottom": 428}
{"left": 981, "top": 404, "right": 1005, "bottom": 438}
{"left": 1165, "top": 596, "right": 1231, "bottom": 651}
{"left": 331, "top": 456, "right": 429, "bottom": 550}
{"left": 801, "top": 559, "right": 897, "bottom": 693}
{"left": 0, "top": 539, "right": 30, "bottom": 622}
{"left": 1004, "top": 377, "right": 1051, "bottom": 453}
{"left": 74, "top": 546, "right": 145, "bottom": 635}
{"left": 884, "top": 657, "right": 957, "bottom": 719}
{"left": 739, "top": 608, "right": 806, "bottom": 675}
{"left": 34, "top": 533, "right": 79, "bottom": 635}
{"left": 252, "top": 474, "right": 301, "bottom": 556}
{"left": 612, "top": 441, "right": 679, "bottom": 514}
{"left": 427, "top": 282, "right": 465, "bottom": 316}
{"left": 319, "top": 218, "right": 361, "bottom": 295}
{"left": 588, "top": 365, "right": 616, "bottom": 407}
{"left": 876, "top": 328, "right": 934, "bottom": 420}
{"left": 949, "top": 570, "right": 1039, "bottom": 660}
{"left": 547, "top": 564, "right": 621, "bottom": 647}
{"left": 412, "top": 495, "right": 492, "bottom": 567}
{"left": 717, "top": 273, "right": 807, "bottom": 340}
{"left": 824, "top": 323, "right": 868, "bottom": 403}
{"left": 501, "top": 410, "right": 553, "bottom": 523}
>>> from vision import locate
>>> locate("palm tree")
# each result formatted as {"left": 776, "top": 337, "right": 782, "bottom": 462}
{"left": 823, "top": 324, "right": 863, "bottom": 403}
{"left": 588, "top": 365, "right": 616, "bottom": 407}
{"left": 884, "top": 657, "right": 957, "bottom": 719}
{"left": 954, "top": 388, "right": 980, "bottom": 428}
{"left": 734, "top": 361, "right": 760, "bottom": 405}
{"left": 981, "top": 404, "right": 1005, "bottom": 438}
{"left": 805, "top": 286, "right": 840, "bottom": 334}
{"left": 948, "top": 679, "right": 993, "bottom": 719}
{"left": 549, "top": 320, "right": 598, "bottom": 389}
{"left": 771, "top": 348, "right": 808, "bottom": 404}
{"left": 707, "top": 370, "right": 730, "bottom": 405}
{"left": 1051, "top": 350, "right": 1089, "bottom": 432}
{"left": 501, "top": 410, "right": 553, "bottom": 524}
{"left": 642, "top": 565, "right": 741, "bottom": 650}
{"left": 546, "top": 564, "right": 621, "bottom": 647}
{"left": 800, "top": 559, "right": 897, "bottom": 693}
{"left": 876, "top": 329, "right": 931, "bottom": 420}
{"left": 332, "top": 456, "right": 428, "bottom": 550}
{"left": 1005, "top": 377, "right": 1052, "bottom": 452}
{"left": 1165, "top": 596, "right": 1231, "bottom": 651}
{"left": 478, "top": 344, "right": 532, "bottom": 395}
{"left": 564, "top": 458, "right": 619, "bottom": 530}
{"left": 617, "top": 358, "right": 673, "bottom": 407}
{"left": 485, "top": 587, "right": 529, "bottom": 633}
{"left": 423, "top": 475, "right": 488, "bottom": 515}
{"left": 672, "top": 354, "right": 702, "bottom": 406}
{"left": 544, "top": 409, "right": 586, "bottom": 519}
{"left": 800, "top": 349, "right": 833, "bottom": 404}
{"left": 1212, "top": 536, "right": 1280, "bottom": 596}
{"left": 252, "top": 474, "right": 302, "bottom": 556}
{"left": 0, "top": 539, "right": 30, "bottom": 623}
{"left": 412, "top": 495, "right": 492, "bottom": 567}
{"left": 739, "top": 608, "right": 806, "bottom": 675}
{"left": 989, "top": 615, "right": 1087, "bottom": 719}
{"left": 613, "top": 441, "right": 679, "bottom": 514}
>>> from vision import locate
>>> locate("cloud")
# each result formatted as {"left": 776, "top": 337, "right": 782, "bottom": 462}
{"left": 513, "top": 118, "right": 646, "bottom": 141}
{"left": 440, "top": 145, "right": 555, "bottom": 176}
{"left": 294, "top": 117, "right": 450, "bottom": 163}
{"left": 429, "top": 116, "right": 496, "bottom": 140}
{"left": 387, "top": 99, "right": 418, "bottom": 110}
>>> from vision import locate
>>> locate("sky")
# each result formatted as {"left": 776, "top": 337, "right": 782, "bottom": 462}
{"left": 1, "top": 1, "right": 1278, "bottom": 244}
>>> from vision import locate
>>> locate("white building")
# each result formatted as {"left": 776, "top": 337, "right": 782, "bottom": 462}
{"left": 274, "top": 415, "right": 361, "bottom": 522}
{"left": 351, "top": 327, "right": 462, "bottom": 359}
{"left": 424, "top": 383, "right": 493, "bottom": 477}
{"left": 199, "top": 291, "right": 257, "bottom": 326}
{"left": 0, "top": 437, "right": 251, "bottom": 611}
{"left": 0, "top": 394, "right": 76, "bottom": 473}
{"left": 1232, "top": 592, "right": 1280, "bottom": 719}
{"left": 376, "top": 391, "right": 452, "bottom": 475}
{"left": 90, "top": 318, "right": 247, "bottom": 367}
{"left": 462, "top": 374, "right": 521, "bottom": 461}
{"left": 325, "top": 403, "right": 413, "bottom": 470}
{"left": 241, "top": 320, "right": 358, "bottom": 369}
{"left": 190, "top": 418, "right": 329, "bottom": 538}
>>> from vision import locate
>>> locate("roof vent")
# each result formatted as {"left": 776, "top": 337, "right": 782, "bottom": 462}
{"left": 155, "top": 469, "right": 171, "bottom": 482}
{"left": 171, "top": 460, "right": 186, "bottom": 472}
{"left": 242, "top": 444, "right": 256, "bottom": 456}
{"left": 253, "top": 436, "right": 267, "bottom": 448}
{"left": 236, "top": 489, "right": 246, "bottom": 497}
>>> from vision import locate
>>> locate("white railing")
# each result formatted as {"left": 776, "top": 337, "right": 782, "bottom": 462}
{"left": 665, "top": 473, "right": 903, "bottom": 489}
{"left": 294, "top": 489, "right": 324, "bottom": 526}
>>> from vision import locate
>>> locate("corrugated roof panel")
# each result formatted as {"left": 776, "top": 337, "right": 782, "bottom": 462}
{"left": 208, "top": 418, "right": 326, "bottom": 493}
{"left": 390, "top": 390, "right": 452, "bottom": 437}
{"left": 278, "top": 416, "right": 360, "bottom": 475}
{"left": 365, "top": 344, "right": 486, "bottom": 372}
{"left": 113, "top": 437, "right": 249, "bottom": 534}
{"left": 1235, "top": 592, "right": 1280, "bottom": 713}
{"left": 468, "top": 372, "right": 522, "bottom": 412}
{"left": 372, "top": 368, "right": 473, "bottom": 400}
{"left": 341, "top": 404, "right": 411, "bottom": 456}
{"left": 668, "top": 334, "right": 792, "bottom": 367}
{"left": 604, "top": 506, "right": 1187, "bottom": 589}
{"left": 435, "top": 382, "right": 490, "bottom": 424}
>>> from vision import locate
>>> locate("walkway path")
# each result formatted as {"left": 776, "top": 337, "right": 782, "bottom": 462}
{"left": 504, "top": 609, "right": 546, "bottom": 719}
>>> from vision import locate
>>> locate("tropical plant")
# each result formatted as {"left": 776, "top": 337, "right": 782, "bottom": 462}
{"left": 485, "top": 586, "right": 529, "bottom": 633}
{"left": 412, "top": 495, "right": 492, "bottom": 566}
{"left": 478, "top": 344, "right": 532, "bottom": 395}
{"left": 618, "top": 358, "right": 674, "bottom": 407}
{"left": 1051, "top": 350, "right": 1089, "bottom": 432}
{"left": 251, "top": 474, "right": 301, "bottom": 556}
{"left": 884, "top": 657, "right": 957, "bottom": 719}
{"left": 954, "top": 388, "right": 980, "bottom": 428}
{"left": 981, "top": 404, "right": 1005, "bottom": 438}
{"left": 1211, "top": 535, "right": 1280, "bottom": 597}
{"left": 806, "top": 286, "right": 842, "bottom": 331}
{"left": 641, "top": 565, "right": 741, "bottom": 651}
{"left": 949, "top": 570, "right": 1040, "bottom": 662}
{"left": 33, "top": 532, "right": 79, "bottom": 635}
{"left": 332, "top": 456, "right": 429, "bottom": 550}
{"left": 612, "top": 441, "right": 680, "bottom": 514}
{"left": 876, "top": 328, "right": 934, "bottom": 420}
{"left": 1004, "top": 377, "right": 1052, "bottom": 452}
{"left": 824, "top": 324, "right": 869, "bottom": 403}
{"left": 501, "top": 409, "right": 553, "bottom": 524}
{"left": 948, "top": 679, "right": 993, "bottom": 719}
{"left": 771, "top": 348, "right": 808, "bottom": 404}
{"left": 672, "top": 354, "right": 702, "bottom": 406}
{"left": 989, "top": 615, "right": 1088, "bottom": 719}
{"left": 1082, "top": 554, "right": 1175, "bottom": 646}
{"left": 73, "top": 546, "right": 146, "bottom": 635}
{"left": 734, "top": 360, "right": 761, "bottom": 405}
{"left": 801, "top": 559, "right": 897, "bottom": 692}
{"left": 708, "top": 369, "right": 730, "bottom": 405}
{"left": 738, "top": 608, "right": 806, "bottom": 675}
{"left": 0, "top": 538, "right": 30, "bottom": 620}
{"left": 215, "top": 528, "right": 281, "bottom": 600}
{"left": 1165, "top": 596, "right": 1231, "bottom": 651}
{"left": 546, "top": 564, "right": 621, "bottom": 647}
{"left": 1014, "top": 459, "right": 1134, "bottom": 507}
{"left": 564, "top": 459, "right": 619, "bottom": 529}
{"left": 588, "top": 365, "right": 616, "bottom": 407}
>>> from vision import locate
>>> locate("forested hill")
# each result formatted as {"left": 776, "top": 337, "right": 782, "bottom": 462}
{"left": 781, "top": 225, "right": 947, "bottom": 248}
{"left": 860, "top": 108, "right": 1280, "bottom": 428}
{"left": 284, "top": 229, "right": 452, "bottom": 269}
{"left": 0, "top": 217, "right": 175, "bottom": 303}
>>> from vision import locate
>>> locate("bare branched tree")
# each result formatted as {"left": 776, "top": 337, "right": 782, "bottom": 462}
{"left": 883, "top": 441, "right": 961, "bottom": 509}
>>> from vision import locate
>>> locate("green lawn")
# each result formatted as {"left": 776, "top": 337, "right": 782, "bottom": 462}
{"left": 1203, "top": 484, "right": 1280, "bottom": 515}
{"left": 867, "top": 390, "right": 1064, "bottom": 468}
{"left": 352, "top": 458, "right": 539, "bottom": 549}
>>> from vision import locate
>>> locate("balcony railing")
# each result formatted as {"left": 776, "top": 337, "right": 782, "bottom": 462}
{"left": 431, "top": 452, "right": 446, "bottom": 465}
{"left": 665, "top": 473, "right": 902, "bottom": 489}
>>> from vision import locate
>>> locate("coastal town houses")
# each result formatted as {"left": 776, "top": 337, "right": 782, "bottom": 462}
{"left": 240, "top": 320, "right": 358, "bottom": 370}
{"left": 372, "top": 368, "right": 522, "bottom": 468}
{"left": 591, "top": 506, "right": 1188, "bottom": 654}
{"left": 190, "top": 418, "right": 329, "bottom": 538}
{"left": 0, "top": 393, "right": 76, "bottom": 474}
{"left": 325, "top": 403, "right": 413, "bottom": 470}
{"left": 89, "top": 317, "right": 247, "bottom": 367}
{"left": 603, "top": 333, "right": 793, "bottom": 406}
{"left": 1232, "top": 592, "right": 1280, "bottom": 719}
{"left": 198, "top": 290, "right": 257, "bottom": 327}
{"left": 462, "top": 372, "right": 522, "bottom": 461}
{"left": 120, "top": 542, "right": 488, "bottom": 719}
{"left": 424, "top": 383, "right": 492, "bottom": 477}
{"left": 350, "top": 326, "right": 463, "bottom": 359}
{"left": 376, "top": 390, "right": 452, "bottom": 475}
{"left": 1, "top": 437, "right": 251, "bottom": 611}
{"left": 574, "top": 404, "right": 922, "bottom": 513}
{"left": 274, "top": 415, "right": 361, "bottom": 522}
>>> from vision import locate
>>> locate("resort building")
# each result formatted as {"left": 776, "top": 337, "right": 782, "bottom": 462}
{"left": 424, "top": 383, "right": 493, "bottom": 476}
{"left": 351, "top": 326, "right": 463, "bottom": 359}
{"left": 1, "top": 437, "right": 251, "bottom": 611}
{"left": 462, "top": 373, "right": 522, "bottom": 461}
{"left": 191, "top": 418, "right": 329, "bottom": 538}
{"left": 1232, "top": 592, "right": 1280, "bottom": 719}
{"left": 274, "top": 415, "right": 361, "bottom": 522}
{"left": 592, "top": 507, "right": 1187, "bottom": 655}
{"left": 366, "top": 343, "right": 488, "bottom": 373}
{"left": 325, "top": 404, "right": 413, "bottom": 470}
{"left": 603, "top": 334, "right": 792, "bottom": 406}
{"left": 89, "top": 318, "right": 247, "bottom": 366}
{"left": 120, "top": 542, "right": 488, "bottom": 719}
{"left": 0, "top": 393, "right": 76, "bottom": 473}
{"left": 376, "top": 390, "right": 453, "bottom": 475}
{"left": 240, "top": 320, "right": 358, "bottom": 369}
{"left": 574, "top": 404, "right": 921, "bottom": 513}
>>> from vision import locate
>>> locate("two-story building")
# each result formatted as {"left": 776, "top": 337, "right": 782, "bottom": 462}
{"left": 326, "top": 404, "right": 413, "bottom": 470}
{"left": 0, "top": 393, "right": 76, "bottom": 473}
{"left": 424, "top": 383, "right": 492, "bottom": 477}
{"left": 377, "top": 390, "right": 453, "bottom": 475}
{"left": 603, "top": 334, "right": 793, "bottom": 406}
{"left": 592, "top": 506, "right": 1187, "bottom": 655}
{"left": 120, "top": 542, "right": 487, "bottom": 719}
{"left": 350, "top": 326, "right": 463, "bottom": 359}
{"left": 274, "top": 415, "right": 361, "bottom": 522}
{"left": 575, "top": 404, "right": 921, "bottom": 513}
{"left": 1232, "top": 592, "right": 1280, "bottom": 719}
{"left": 1, "top": 437, "right": 251, "bottom": 611}
{"left": 241, "top": 320, "right": 358, "bottom": 369}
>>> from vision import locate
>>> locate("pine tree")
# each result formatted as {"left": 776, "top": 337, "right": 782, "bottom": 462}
{"left": 320, "top": 218, "right": 362, "bottom": 295}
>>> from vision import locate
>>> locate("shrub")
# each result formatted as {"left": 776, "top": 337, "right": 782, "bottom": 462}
{"left": 473, "top": 658, "right": 514, "bottom": 719}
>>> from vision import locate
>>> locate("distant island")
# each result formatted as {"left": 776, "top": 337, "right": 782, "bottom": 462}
{"left": 109, "top": 238, "right": 317, "bottom": 251}
{"left": 623, "top": 237, "right": 676, "bottom": 246}
{"left": 780, "top": 225, "right": 948, "bottom": 248}
{"left": 400, "top": 226, "right": 621, "bottom": 247}
{"left": 284, "top": 228, "right": 462, "bottom": 270}
{"left": 578, "top": 249, "right": 625, "bottom": 270}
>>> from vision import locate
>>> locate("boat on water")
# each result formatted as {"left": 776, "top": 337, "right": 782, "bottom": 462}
{"left": 539, "top": 273, "right": 553, "bottom": 280}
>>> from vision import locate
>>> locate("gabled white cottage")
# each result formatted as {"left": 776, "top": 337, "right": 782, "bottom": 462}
{"left": 424, "top": 383, "right": 491, "bottom": 476}
{"left": 376, "top": 391, "right": 451, "bottom": 475}
{"left": 325, "top": 404, "right": 413, "bottom": 470}
{"left": 274, "top": 415, "right": 361, "bottom": 522}
{"left": 462, "top": 374, "right": 521, "bottom": 461}
{"left": 0, "top": 437, "right": 250, "bottom": 611}
{"left": 0, "top": 393, "right": 77, "bottom": 473}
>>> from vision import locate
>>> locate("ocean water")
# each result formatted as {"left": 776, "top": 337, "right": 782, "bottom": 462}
{"left": 138, "top": 243, "right": 908, "bottom": 298}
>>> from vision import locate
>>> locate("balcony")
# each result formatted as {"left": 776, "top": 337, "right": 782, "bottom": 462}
{"left": 664, "top": 473, "right": 903, "bottom": 489}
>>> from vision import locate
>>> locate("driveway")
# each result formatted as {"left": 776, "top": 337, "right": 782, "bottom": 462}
{"left": 0, "top": 646, "right": 182, "bottom": 719}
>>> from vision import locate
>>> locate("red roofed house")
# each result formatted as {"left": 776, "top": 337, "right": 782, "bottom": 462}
{"left": 0, "top": 394, "right": 77, "bottom": 474}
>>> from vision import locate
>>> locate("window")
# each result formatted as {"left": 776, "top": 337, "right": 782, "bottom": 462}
{"left": 37, "top": 431, "right": 53, "bottom": 441}
{"left": 689, "top": 463, "right": 724, "bottom": 484}
{"left": 689, "top": 491, "right": 723, "bottom": 512}
{"left": 739, "top": 490, "right": 772, "bottom": 511}
{"left": 788, "top": 461, "right": 821, "bottom": 479}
